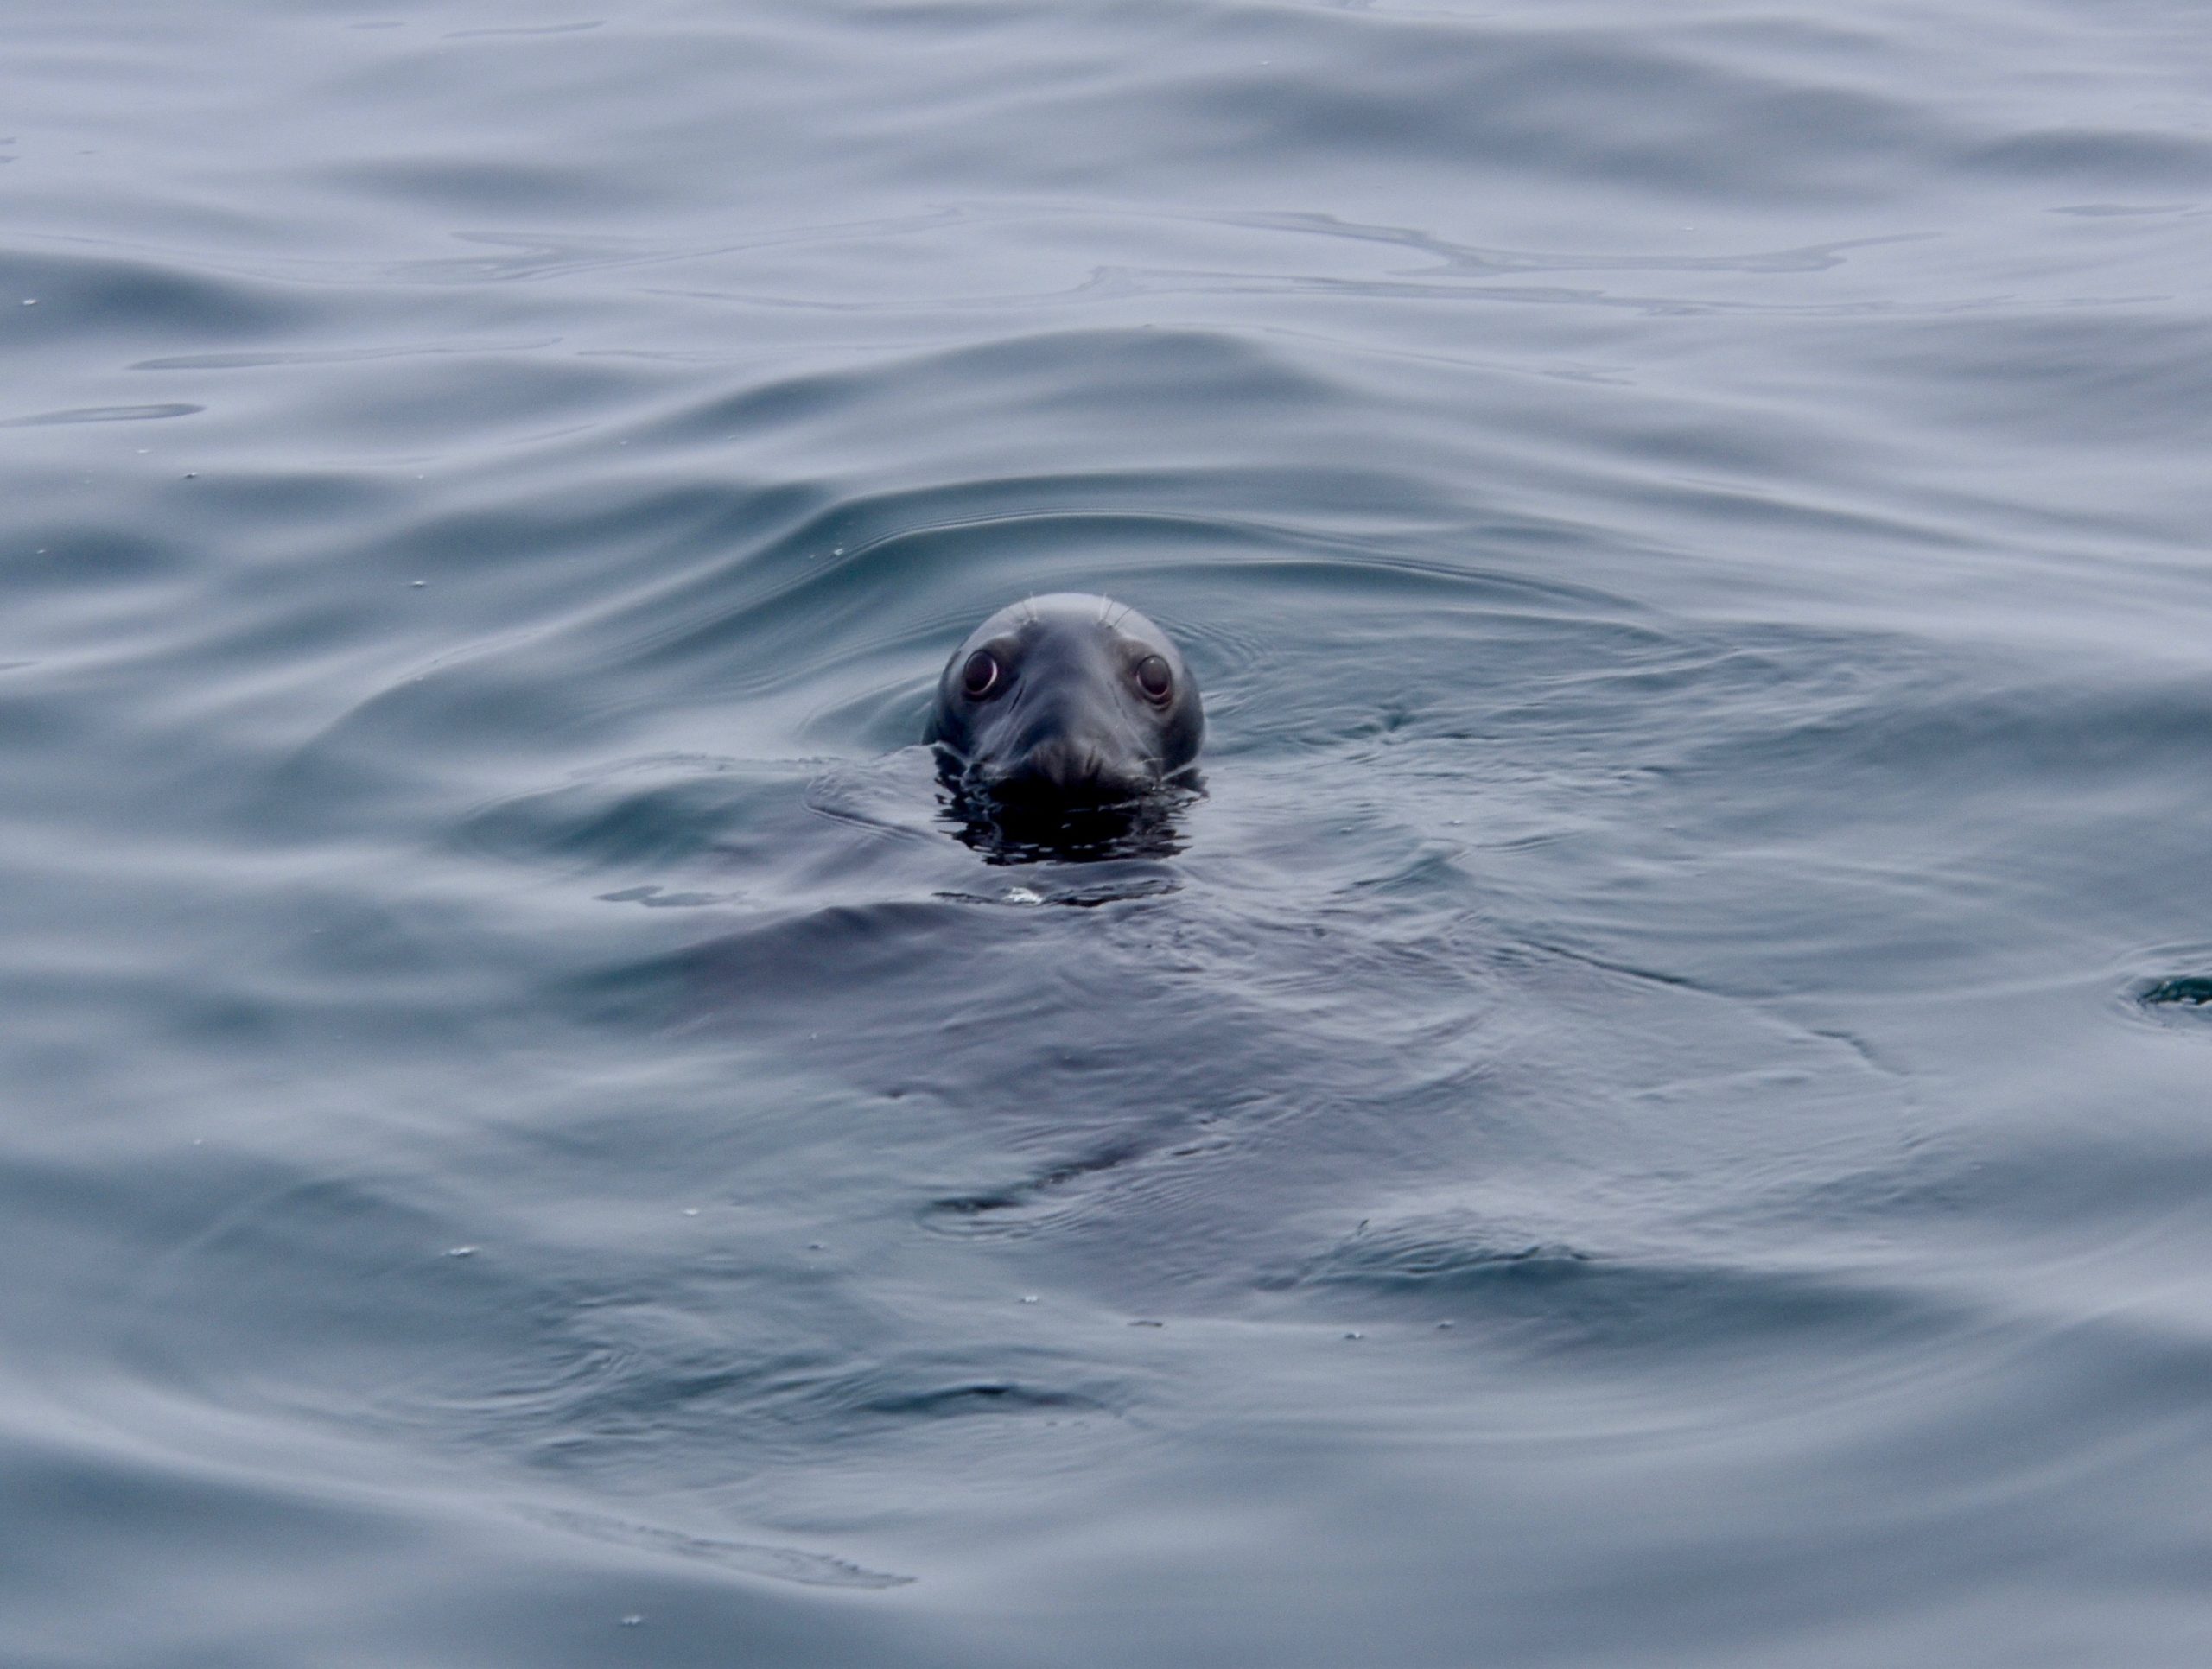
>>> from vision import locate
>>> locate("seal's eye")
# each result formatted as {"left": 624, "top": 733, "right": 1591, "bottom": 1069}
{"left": 1134, "top": 654, "right": 1173, "bottom": 705}
{"left": 961, "top": 650, "right": 1001, "bottom": 700}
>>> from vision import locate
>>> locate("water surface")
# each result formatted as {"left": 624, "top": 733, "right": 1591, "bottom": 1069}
{"left": 7, "top": 1, "right": 2212, "bottom": 1663}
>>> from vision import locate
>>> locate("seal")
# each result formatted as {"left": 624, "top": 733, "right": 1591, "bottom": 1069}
{"left": 927, "top": 593, "right": 1204, "bottom": 804}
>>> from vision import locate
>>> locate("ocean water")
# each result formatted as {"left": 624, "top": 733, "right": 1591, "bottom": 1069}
{"left": 7, "top": 0, "right": 2212, "bottom": 1662}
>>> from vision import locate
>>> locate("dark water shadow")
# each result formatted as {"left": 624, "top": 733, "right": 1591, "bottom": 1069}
{"left": 2135, "top": 974, "right": 2212, "bottom": 1025}
{"left": 936, "top": 774, "right": 1204, "bottom": 867}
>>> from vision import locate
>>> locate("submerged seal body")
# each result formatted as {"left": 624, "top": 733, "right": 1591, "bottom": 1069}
{"left": 927, "top": 593, "right": 1203, "bottom": 804}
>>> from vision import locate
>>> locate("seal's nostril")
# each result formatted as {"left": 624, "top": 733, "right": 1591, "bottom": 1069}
{"left": 987, "top": 734, "right": 1146, "bottom": 803}
{"left": 1027, "top": 739, "right": 1100, "bottom": 789}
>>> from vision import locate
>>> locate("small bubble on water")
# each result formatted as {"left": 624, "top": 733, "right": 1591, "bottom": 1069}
{"left": 445, "top": 1245, "right": 478, "bottom": 1259}
{"left": 21, "top": 298, "right": 35, "bottom": 306}
{"left": 1020, "top": 1294, "right": 1039, "bottom": 1304}
{"left": 410, "top": 579, "right": 426, "bottom": 588}
{"left": 681, "top": 1207, "right": 699, "bottom": 1216}
{"left": 620, "top": 1614, "right": 643, "bottom": 1628}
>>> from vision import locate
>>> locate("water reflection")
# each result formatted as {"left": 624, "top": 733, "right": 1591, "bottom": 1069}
{"left": 936, "top": 771, "right": 1202, "bottom": 866}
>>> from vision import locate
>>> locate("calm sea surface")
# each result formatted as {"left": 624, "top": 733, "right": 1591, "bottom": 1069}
{"left": 7, "top": 1, "right": 2212, "bottom": 1662}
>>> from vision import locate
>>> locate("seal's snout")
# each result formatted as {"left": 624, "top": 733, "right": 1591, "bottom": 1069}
{"left": 985, "top": 731, "right": 1151, "bottom": 803}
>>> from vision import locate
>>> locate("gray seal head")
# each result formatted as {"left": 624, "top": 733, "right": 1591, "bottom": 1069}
{"left": 926, "top": 593, "right": 1203, "bottom": 805}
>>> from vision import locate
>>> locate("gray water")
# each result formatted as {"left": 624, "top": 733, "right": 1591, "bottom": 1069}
{"left": 8, "top": 1, "right": 2212, "bottom": 1663}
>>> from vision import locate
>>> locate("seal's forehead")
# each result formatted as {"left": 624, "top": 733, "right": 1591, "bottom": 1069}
{"left": 964, "top": 593, "right": 1179, "bottom": 659}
